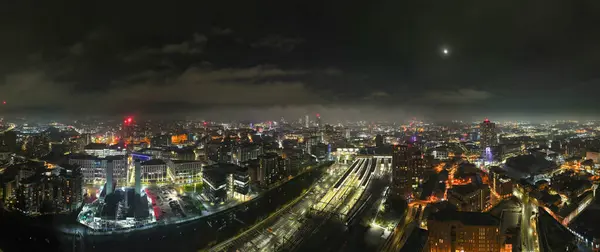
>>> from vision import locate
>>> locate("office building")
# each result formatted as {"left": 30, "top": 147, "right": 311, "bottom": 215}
{"left": 83, "top": 143, "right": 126, "bottom": 158}
{"left": 167, "top": 160, "right": 203, "bottom": 184}
{"left": 202, "top": 163, "right": 251, "bottom": 203}
{"left": 426, "top": 210, "right": 506, "bottom": 252}
{"left": 230, "top": 166, "right": 251, "bottom": 200}
{"left": 480, "top": 118, "right": 497, "bottom": 148}
{"left": 202, "top": 168, "right": 228, "bottom": 204}
{"left": 141, "top": 159, "right": 168, "bottom": 183}
{"left": 68, "top": 155, "right": 128, "bottom": 185}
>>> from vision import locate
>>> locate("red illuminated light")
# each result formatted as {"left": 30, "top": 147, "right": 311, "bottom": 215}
{"left": 2, "top": 101, "right": 5, "bottom": 105}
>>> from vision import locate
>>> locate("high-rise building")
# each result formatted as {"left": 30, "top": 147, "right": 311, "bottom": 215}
{"left": 305, "top": 115, "right": 309, "bottom": 128}
{"left": 232, "top": 143, "right": 262, "bottom": 165}
{"left": 480, "top": 118, "right": 497, "bottom": 148}
{"left": 258, "top": 153, "right": 281, "bottom": 186}
{"left": 134, "top": 159, "right": 141, "bottom": 195}
{"left": 68, "top": 154, "right": 128, "bottom": 184}
{"left": 426, "top": 210, "right": 508, "bottom": 252}
{"left": 391, "top": 145, "right": 425, "bottom": 199}
{"left": 316, "top": 113, "right": 322, "bottom": 128}
{"left": 121, "top": 117, "right": 135, "bottom": 144}
{"left": 202, "top": 169, "right": 227, "bottom": 204}
{"left": 14, "top": 165, "right": 83, "bottom": 215}
{"left": 375, "top": 134, "right": 384, "bottom": 147}
{"left": 106, "top": 160, "right": 114, "bottom": 195}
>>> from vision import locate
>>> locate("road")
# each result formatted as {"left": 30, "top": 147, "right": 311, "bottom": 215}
{"left": 517, "top": 188, "right": 541, "bottom": 252}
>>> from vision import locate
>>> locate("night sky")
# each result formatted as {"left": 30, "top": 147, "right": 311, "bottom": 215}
{"left": 2, "top": 1, "right": 600, "bottom": 121}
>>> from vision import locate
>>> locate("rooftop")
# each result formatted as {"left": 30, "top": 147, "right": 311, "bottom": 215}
{"left": 84, "top": 143, "right": 108, "bottom": 150}
{"left": 141, "top": 159, "right": 166, "bottom": 166}
{"left": 429, "top": 209, "right": 500, "bottom": 226}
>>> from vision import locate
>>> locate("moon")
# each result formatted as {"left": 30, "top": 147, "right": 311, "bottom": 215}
{"left": 443, "top": 48, "right": 449, "bottom": 55}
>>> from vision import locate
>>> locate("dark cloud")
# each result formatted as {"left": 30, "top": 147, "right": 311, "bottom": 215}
{"left": 211, "top": 27, "right": 233, "bottom": 36}
{"left": 424, "top": 89, "right": 492, "bottom": 104}
{"left": 251, "top": 35, "right": 305, "bottom": 52}
{"left": 1, "top": 0, "right": 600, "bottom": 120}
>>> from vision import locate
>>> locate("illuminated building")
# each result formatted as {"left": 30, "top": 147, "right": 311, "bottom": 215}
{"left": 203, "top": 163, "right": 251, "bottom": 203}
{"left": 391, "top": 145, "right": 425, "bottom": 199}
{"left": 316, "top": 113, "right": 322, "bottom": 128}
{"left": 232, "top": 143, "right": 262, "bottom": 165}
{"left": 230, "top": 166, "right": 250, "bottom": 200}
{"left": 480, "top": 118, "right": 497, "bottom": 148}
{"left": 258, "top": 153, "right": 281, "bottom": 186}
{"left": 202, "top": 168, "right": 228, "bottom": 204}
{"left": 167, "top": 160, "right": 203, "bottom": 184}
{"left": 432, "top": 147, "right": 449, "bottom": 160}
{"left": 426, "top": 210, "right": 504, "bottom": 252}
{"left": 218, "top": 136, "right": 234, "bottom": 163}
{"left": 140, "top": 159, "right": 168, "bottom": 183}
{"left": 14, "top": 165, "right": 83, "bottom": 215}
{"left": 489, "top": 167, "right": 513, "bottom": 198}
{"left": 305, "top": 115, "right": 309, "bottom": 128}
{"left": 68, "top": 154, "right": 128, "bottom": 185}
{"left": 447, "top": 183, "right": 490, "bottom": 212}
{"left": 170, "top": 134, "right": 188, "bottom": 145}
{"left": 121, "top": 117, "right": 135, "bottom": 141}
{"left": 83, "top": 143, "right": 126, "bottom": 158}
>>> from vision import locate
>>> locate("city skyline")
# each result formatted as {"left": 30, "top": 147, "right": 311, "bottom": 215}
{"left": 2, "top": 1, "right": 600, "bottom": 251}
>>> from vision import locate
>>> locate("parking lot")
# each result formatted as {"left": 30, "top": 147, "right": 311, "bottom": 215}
{"left": 147, "top": 186, "right": 202, "bottom": 224}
